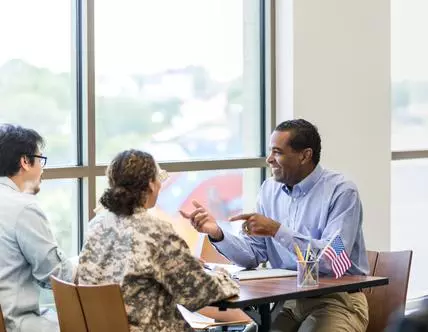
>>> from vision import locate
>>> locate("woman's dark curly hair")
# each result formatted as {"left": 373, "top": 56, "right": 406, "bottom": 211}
{"left": 100, "top": 149, "right": 157, "bottom": 216}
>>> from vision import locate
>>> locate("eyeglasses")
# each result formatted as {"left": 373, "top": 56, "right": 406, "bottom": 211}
{"left": 158, "top": 169, "right": 169, "bottom": 183}
{"left": 28, "top": 154, "right": 48, "bottom": 168}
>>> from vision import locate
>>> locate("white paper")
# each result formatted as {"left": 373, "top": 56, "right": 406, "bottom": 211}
{"left": 177, "top": 304, "right": 249, "bottom": 330}
{"left": 177, "top": 304, "right": 215, "bottom": 324}
{"left": 203, "top": 263, "right": 247, "bottom": 275}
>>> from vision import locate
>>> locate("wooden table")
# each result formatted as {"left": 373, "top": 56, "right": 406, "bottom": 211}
{"left": 211, "top": 275, "right": 388, "bottom": 332}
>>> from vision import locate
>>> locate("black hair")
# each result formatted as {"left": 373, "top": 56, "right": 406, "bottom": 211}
{"left": 0, "top": 124, "right": 45, "bottom": 177}
{"left": 100, "top": 149, "right": 157, "bottom": 216}
{"left": 275, "top": 119, "right": 321, "bottom": 165}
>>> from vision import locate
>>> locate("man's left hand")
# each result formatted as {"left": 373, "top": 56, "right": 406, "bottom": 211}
{"left": 229, "top": 213, "right": 281, "bottom": 237}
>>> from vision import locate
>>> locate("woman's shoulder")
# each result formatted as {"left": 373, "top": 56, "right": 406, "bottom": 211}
{"left": 130, "top": 209, "right": 176, "bottom": 236}
{"left": 129, "top": 211, "right": 189, "bottom": 257}
{"left": 87, "top": 209, "right": 118, "bottom": 232}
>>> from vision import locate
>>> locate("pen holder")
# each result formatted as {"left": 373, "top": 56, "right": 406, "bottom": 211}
{"left": 297, "top": 260, "right": 319, "bottom": 288}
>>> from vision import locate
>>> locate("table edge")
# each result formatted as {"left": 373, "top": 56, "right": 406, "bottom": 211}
{"left": 212, "top": 276, "right": 389, "bottom": 309}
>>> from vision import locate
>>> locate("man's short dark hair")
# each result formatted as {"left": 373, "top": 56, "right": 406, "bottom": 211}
{"left": 0, "top": 124, "right": 45, "bottom": 177}
{"left": 275, "top": 119, "right": 321, "bottom": 165}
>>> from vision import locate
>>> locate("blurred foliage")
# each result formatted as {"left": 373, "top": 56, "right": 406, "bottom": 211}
{"left": 0, "top": 58, "right": 243, "bottom": 264}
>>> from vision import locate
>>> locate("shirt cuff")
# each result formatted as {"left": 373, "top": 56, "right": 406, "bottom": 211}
{"left": 273, "top": 223, "right": 294, "bottom": 248}
{"left": 209, "top": 228, "right": 233, "bottom": 251}
{"left": 208, "top": 231, "right": 224, "bottom": 243}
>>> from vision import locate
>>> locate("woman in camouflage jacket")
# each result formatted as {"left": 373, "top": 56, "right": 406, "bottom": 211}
{"left": 77, "top": 149, "right": 239, "bottom": 332}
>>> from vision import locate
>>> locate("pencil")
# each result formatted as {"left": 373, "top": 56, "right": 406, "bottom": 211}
{"left": 294, "top": 243, "right": 305, "bottom": 262}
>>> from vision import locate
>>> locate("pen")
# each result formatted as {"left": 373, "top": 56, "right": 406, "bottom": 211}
{"left": 305, "top": 243, "right": 311, "bottom": 262}
{"left": 203, "top": 263, "right": 213, "bottom": 271}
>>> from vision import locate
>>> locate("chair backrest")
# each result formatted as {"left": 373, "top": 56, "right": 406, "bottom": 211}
{"left": 366, "top": 250, "right": 378, "bottom": 277}
{"left": 77, "top": 283, "right": 129, "bottom": 332}
{"left": 0, "top": 304, "right": 6, "bottom": 332}
{"left": 50, "top": 276, "right": 88, "bottom": 332}
{"left": 365, "top": 250, "right": 413, "bottom": 332}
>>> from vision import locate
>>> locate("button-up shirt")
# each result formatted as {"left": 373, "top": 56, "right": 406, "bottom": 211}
{"left": 0, "top": 177, "right": 73, "bottom": 332}
{"left": 212, "top": 165, "right": 369, "bottom": 276}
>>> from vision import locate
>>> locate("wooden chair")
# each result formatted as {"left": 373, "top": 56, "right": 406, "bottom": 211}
{"left": 50, "top": 276, "right": 88, "bottom": 332}
{"left": 77, "top": 283, "right": 129, "bottom": 332}
{"left": 365, "top": 250, "right": 413, "bottom": 332}
{"left": 0, "top": 304, "right": 6, "bottom": 332}
{"left": 366, "top": 250, "right": 378, "bottom": 277}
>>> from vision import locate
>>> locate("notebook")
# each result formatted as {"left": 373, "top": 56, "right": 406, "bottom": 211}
{"left": 234, "top": 268, "right": 297, "bottom": 280}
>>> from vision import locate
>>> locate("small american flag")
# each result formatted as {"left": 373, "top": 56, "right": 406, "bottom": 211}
{"left": 324, "top": 235, "right": 351, "bottom": 278}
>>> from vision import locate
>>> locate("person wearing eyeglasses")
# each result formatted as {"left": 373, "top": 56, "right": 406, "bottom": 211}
{"left": 77, "top": 149, "right": 239, "bottom": 332}
{"left": 0, "top": 124, "right": 74, "bottom": 332}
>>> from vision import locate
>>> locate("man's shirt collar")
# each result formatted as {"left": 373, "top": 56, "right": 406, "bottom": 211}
{"left": 0, "top": 177, "right": 20, "bottom": 192}
{"left": 281, "top": 164, "right": 323, "bottom": 197}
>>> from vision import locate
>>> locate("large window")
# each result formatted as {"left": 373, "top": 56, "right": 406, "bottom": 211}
{"left": 0, "top": 1, "right": 77, "bottom": 166}
{"left": 38, "top": 180, "right": 79, "bottom": 308}
{"left": 38, "top": 179, "right": 80, "bottom": 257}
{"left": 95, "top": 0, "right": 262, "bottom": 164}
{"left": 391, "top": 159, "right": 428, "bottom": 299}
{"left": 391, "top": 0, "right": 428, "bottom": 299}
{"left": 0, "top": 0, "right": 269, "bottom": 307}
{"left": 391, "top": 0, "right": 428, "bottom": 151}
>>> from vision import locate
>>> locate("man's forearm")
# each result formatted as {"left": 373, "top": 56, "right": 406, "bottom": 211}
{"left": 208, "top": 226, "right": 224, "bottom": 242}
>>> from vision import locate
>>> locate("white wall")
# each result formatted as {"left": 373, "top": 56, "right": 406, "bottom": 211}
{"left": 276, "top": 0, "right": 391, "bottom": 250}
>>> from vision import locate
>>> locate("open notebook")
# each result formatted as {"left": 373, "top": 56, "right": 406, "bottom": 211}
{"left": 235, "top": 268, "right": 297, "bottom": 280}
{"left": 204, "top": 263, "right": 297, "bottom": 280}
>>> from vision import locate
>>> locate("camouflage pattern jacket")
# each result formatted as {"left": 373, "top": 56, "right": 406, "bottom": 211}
{"left": 77, "top": 208, "right": 239, "bottom": 332}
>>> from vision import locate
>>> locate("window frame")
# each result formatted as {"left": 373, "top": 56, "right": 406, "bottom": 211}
{"left": 42, "top": 0, "right": 276, "bottom": 250}
{"left": 390, "top": 0, "right": 428, "bottom": 306}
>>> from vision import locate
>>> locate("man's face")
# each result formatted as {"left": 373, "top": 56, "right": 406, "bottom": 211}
{"left": 266, "top": 131, "right": 305, "bottom": 186}
{"left": 22, "top": 151, "right": 44, "bottom": 194}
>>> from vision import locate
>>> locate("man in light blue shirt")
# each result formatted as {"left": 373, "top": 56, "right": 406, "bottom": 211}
{"left": 0, "top": 124, "right": 74, "bottom": 332}
{"left": 181, "top": 119, "right": 369, "bottom": 332}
